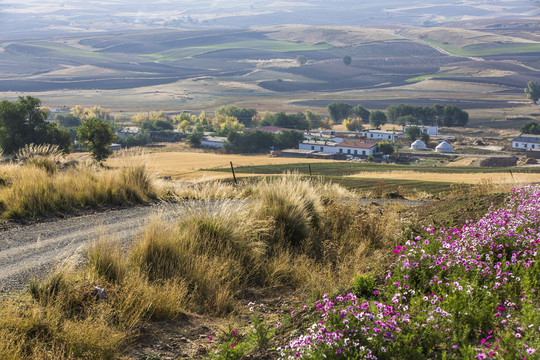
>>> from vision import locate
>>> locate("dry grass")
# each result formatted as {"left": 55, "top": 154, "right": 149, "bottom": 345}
{"left": 0, "top": 159, "right": 157, "bottom": 219}
{"left": 0, "top": 173, "right": 405, "bottom": 359}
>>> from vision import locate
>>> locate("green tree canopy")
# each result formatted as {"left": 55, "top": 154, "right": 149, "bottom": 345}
{"left": 405, "top": 126, "right": 422, "bottom": 141}
{"left": 352, "top": 105, "right": 370, "bottom": 123}
{"left": 342, "top": 55, "right": 352, "bottom": 66}
{"left": 77, "top": 117, "right": 115, "bottom": 162}
{"left": 260, "top": 112, "right": 310, "bottom": 130}
{"left": 369, "top": 110, "right": 387, "bottom": 129}
{"left": 186, "top": 131, "right": 203, "bottom": 147}
{"left": 525, "top": 81, "right": 540, "bottom": 103}
{"left": 296, "top": 55, "right": 307, "bottom": 66}
{"left": 377, "top": 141, "right": 395, "bottom": 155}
{"left": 305, "top": 110, "right": 323, "bottom": 129}
{"left": 327, "top": 102, "right": 353, "bottom": 123}
{"left": 521, "top": 121, "right": 540, "bottom": 135}
{"left": 215, "top": 106, "right": 257, "bottom": 126}
{"left": 55, "top": 113, "right": 81, "bottom": 128}
{"left": 0, "top": 96, "right": 72, "bottom": 154}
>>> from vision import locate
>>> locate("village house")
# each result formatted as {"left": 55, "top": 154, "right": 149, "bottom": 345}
{"left": 201, "top": 135, "right": 227, "bottom": 148}
{"left": 403, "top": 125, "right": 438, "bottom": 136}
{"left": 116, "top": 126, "right": 140, "bottom": 139}
{"left": 299, "top": 139, "right": 378, "bottom": 157}
{"left": 360, "top": 129, "right": 403, "bottom": 141}
{"left": 512, "top": 134, "right": 540, "bottom": 151}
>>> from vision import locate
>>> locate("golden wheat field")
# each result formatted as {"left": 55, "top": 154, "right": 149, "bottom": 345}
{"left": 106, "top": 151, "right": 338, "bottom": 180}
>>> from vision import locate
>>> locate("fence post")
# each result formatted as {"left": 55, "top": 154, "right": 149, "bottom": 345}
{"left": 308, "top": 164, "right": 312, "bottom": 180}
{"left": 230, "top": 161, "right": 237, "bottom": 185}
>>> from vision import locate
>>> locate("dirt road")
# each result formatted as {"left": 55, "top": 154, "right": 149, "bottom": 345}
{"left": 0, "top": 198, "right": 425, "bottom": 292}
{"left": 0, "top": 203, "right": 180, "bottom": 292}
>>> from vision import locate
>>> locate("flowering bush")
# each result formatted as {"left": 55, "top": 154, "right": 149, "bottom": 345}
{"left": 279, "top": 185, "right": 540, "bottom": 359}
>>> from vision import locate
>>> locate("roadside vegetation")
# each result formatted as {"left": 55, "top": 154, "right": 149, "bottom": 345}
{"left": 0, "top": 156, "right": 537, "bottom": 359}
{"left": 0, "top": 144, "right": 156, "bottom": 220}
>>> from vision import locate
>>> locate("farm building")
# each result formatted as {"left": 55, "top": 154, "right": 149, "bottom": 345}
{"left": 299, "top": 140, "right": 377, "bottom": 157}
{"left": 403, "top": 125, "right": 438, "bottom": 136}
{"left": 201, "top": 136, "right": 227, "bottom": 148}
{"left": 361, "top": 129, "right": 403, "bottom": 141}
{"left": 411, "top": 140, "right": 427, "bottom": 150}
{"left": 304, "top": 130, "right": 343, "bottom": 143}
{"left": 512, "top": 134, "right": 540, "bottom": 151}
{"left": 117, "top": 127, "right": 140, "bottom": 139}
{"left": 435, "top": 141, "right": 453, "bottom": 153}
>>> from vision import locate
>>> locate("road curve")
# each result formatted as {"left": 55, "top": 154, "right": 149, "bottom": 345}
{"left": 0, "top": 203, "right": 180, "bottom": 292}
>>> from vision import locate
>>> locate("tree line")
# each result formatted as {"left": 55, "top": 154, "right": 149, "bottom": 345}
{"left": 326, "top": 102, "right": 469, "bottom": 128}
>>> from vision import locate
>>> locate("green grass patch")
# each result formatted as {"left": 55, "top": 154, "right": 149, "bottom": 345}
{"left": 406, "top": 72, "right": 466, "bottom": 83}
{"left": 422, "top": 39, "right": 540, "bottom": 56}
{"left": 207, "top": 162, "right": 540, "bottom": 176}
{"left": 25, "top": 42, "right": 113, "bottom": 62}
{"left": 142, "top": 40, "right": 333, "bottom": 61}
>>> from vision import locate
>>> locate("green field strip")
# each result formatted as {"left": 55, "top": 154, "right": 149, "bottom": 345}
{"left": 422, "top": 39, "right": 540, "bottom": 56}
{"left": 406, "top": 72, "right": 467, "bottom": 83}
{"left": 141, "top": 40, "right": 333, "bottom": 61}
{"left": 25, "top": 42, "right": 114, "bottom": 61}
{"left": 205, "top": 162, "right": 540, "bottom": 176}
{"left": 218, "top": 174, "right": 457, "bottom": 195}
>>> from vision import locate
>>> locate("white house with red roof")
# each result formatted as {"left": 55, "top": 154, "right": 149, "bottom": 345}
{"left": 299, "top": 139, "right": 378, "bottom": 157}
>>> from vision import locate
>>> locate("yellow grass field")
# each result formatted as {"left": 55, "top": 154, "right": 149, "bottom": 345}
{"left": 107, "top": 151, "right": 338, "bottom": 180}
{"left": 346, "top": 171, "right": 540, "bottom": 185}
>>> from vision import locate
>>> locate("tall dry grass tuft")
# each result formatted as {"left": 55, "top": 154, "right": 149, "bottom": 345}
{"left": 87, "top": 236, "right": 127, "bottom": 284}
{"left": 130, "top": 203, "right": 270, "bottom": 314}
{"left": 0, "top": 162, "right": 156, "bottom": 219}
{"left": 254, "top": 175, "right": 324, "bottom": 250}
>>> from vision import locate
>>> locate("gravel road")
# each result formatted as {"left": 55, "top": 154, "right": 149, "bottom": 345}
{"left": 0, "top": 198, "right": 425, "bottom": 292}
{"left": 0, "top": 202, "right": 181, "bottom": 292}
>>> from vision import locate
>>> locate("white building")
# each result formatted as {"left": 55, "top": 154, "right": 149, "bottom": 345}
{"left": 435, "top": 141, "right": 453, "bottom": 153}
{"left": 403, "top": 125, "right": 438, "bottom": 136}
{"left": 411, "top": 140, "right": 427, "bottom": 151}
{"left": 299, "top": 140, "right": 378, "bottom": 157}
{"left": 512, "top": 134, "right": 540, "bottom": 151}
{"left": 361, "top": 129, "right": 403, "bottom": 141}
{"left": 201, "top": 136, "right": 227, "bottom": 148}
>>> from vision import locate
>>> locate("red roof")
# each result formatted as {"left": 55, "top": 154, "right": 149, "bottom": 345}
{"left": 338, "top": 141, "right": 377, "bottom": 149}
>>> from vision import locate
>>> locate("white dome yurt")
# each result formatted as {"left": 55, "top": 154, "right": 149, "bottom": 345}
{"left": 411, "top": 139, "right": 426, "bottom": 150}
{"left": 435, "top": 141, "right": 453, "bottom": 153}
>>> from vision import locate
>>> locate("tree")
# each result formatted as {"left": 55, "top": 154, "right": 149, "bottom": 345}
{"left": 420, "top": 132, "right": 430, "bottom": 144}
{"left": 327, "top": 102, "right": 353, "bottom": 123}
{"left": 342, "top": 55, "right": 352, "bottom": 66}
{"left": 178, "top": 120, "right": 191, "bottom": 134}
{"left": 369, "top": 111, "right": 387, "bottom": 128}
{"left": 377, "top": 141, "right": 394, "bottom": 155}
{"left": 186, "top": 132, "right": 203, "bottom": 148}
{"left": 215, "top": 106, "right": 257, "bottom": 126}
{"left": 296, "top": 55, "right": 307, "bottom": 66}
{"left": 442, "top": 105, "right": 468, "bottom": 127}
{"left": 0, "top": 96, "right": 72, "bottom": 154}
{"left": 275, "top": 130, "right": 304, "bottom": 149}
{"left": 305, "top": 110, "right": 323, "bottom": 129}
{"left": 352, "top": 105, "right": 370, "bottom": 123}
{"left": 55, "top": 114, "right": 81, "bottom": 128}
{"left": 342, "top": 117, "right": 362, "bottom": 131}
{"left": 521, "top": 121, "right": 540, "bottom": 135}
{"left": 260, "top": 112, "right": 310, "bottom": 130}
{"left": 405, "top": 126, "right": 422, "bottom": 141}
{"left": 77, "top": 118, "right": 115, "bottom": 162}
{"left": 525, "top": 81, "right": 540, "bottom": 103}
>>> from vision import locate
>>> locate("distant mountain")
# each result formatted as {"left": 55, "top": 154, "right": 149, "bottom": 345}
{"left": 1, "top": 0, "right": 538, "bottom": 39}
